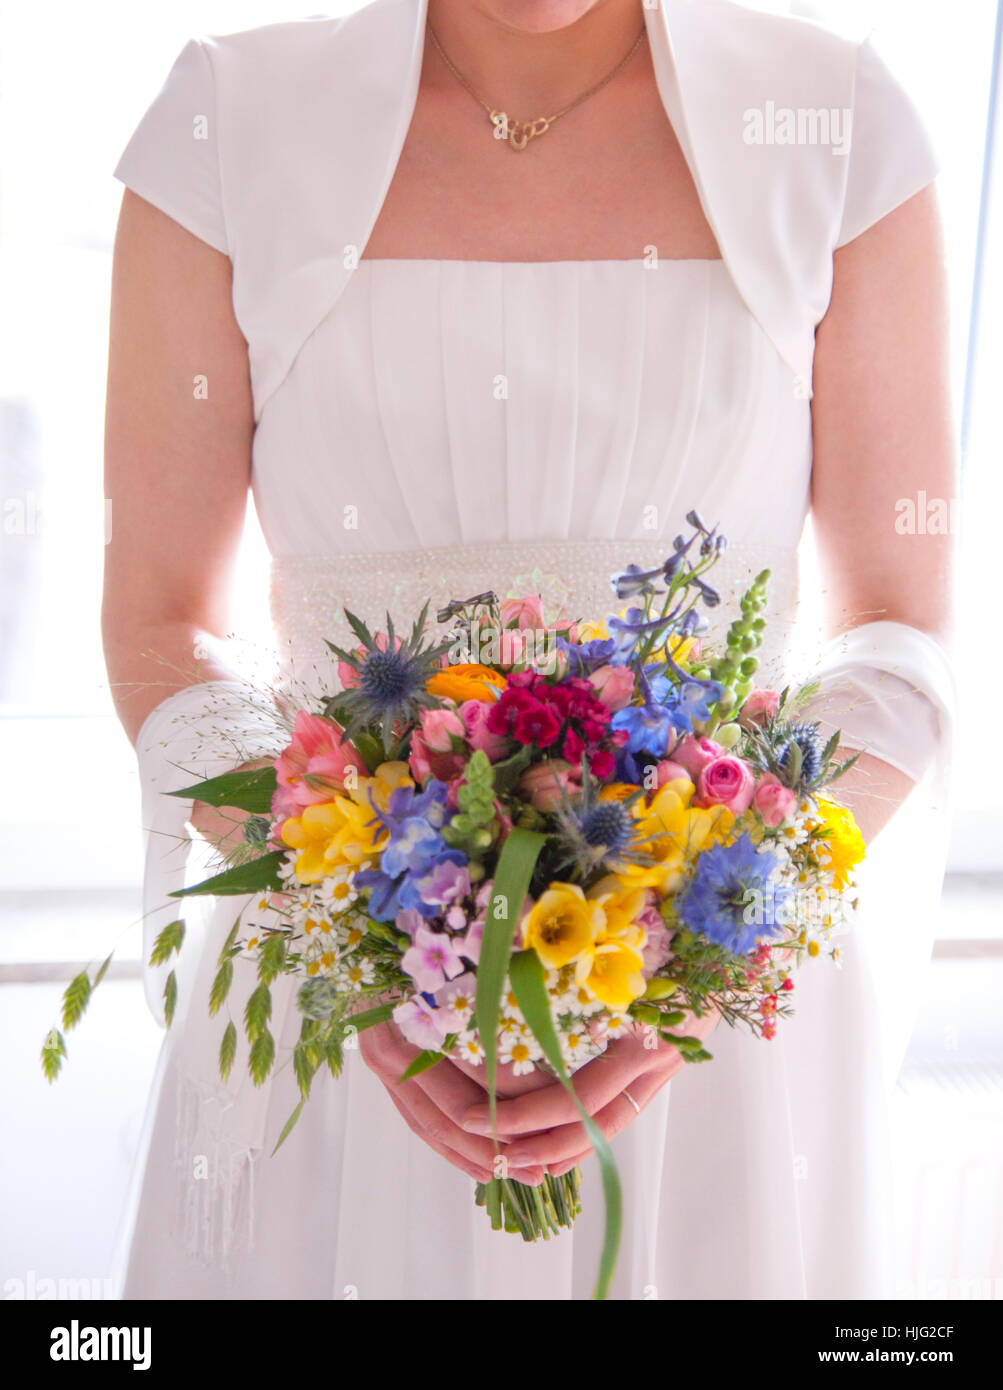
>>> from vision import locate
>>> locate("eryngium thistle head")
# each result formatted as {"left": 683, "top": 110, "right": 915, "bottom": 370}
{"left": 777, "top": 722, "right": 823, "bottom": 789}
{"left": 551, "top": 772, "right": 646, "bottom": 877}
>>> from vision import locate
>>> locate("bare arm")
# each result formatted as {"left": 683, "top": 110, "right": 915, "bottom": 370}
{"left": 103, "top": 189, "right": 258, "bottom": 847}
{"left": 809, "top": 183, "right": 957, "bottom": 843}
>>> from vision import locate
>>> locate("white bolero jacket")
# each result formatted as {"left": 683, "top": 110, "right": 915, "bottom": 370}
{"left": 112, "top": 0, "right": 954, "bottom": 1026}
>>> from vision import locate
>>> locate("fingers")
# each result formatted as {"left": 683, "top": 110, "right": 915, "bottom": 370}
{"left": 499, "top": 1066, "right": 675, "bottom": 1169}
{"left": 461, "top": 1033, "right": 655, "bottom": 1137}
{"left": 360, "top": 1022, "right": 547, "bottom": 1186}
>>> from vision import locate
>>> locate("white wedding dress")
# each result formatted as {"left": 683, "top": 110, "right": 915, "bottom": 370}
{"left": 108, "top": 0, "right": 955, "bottom": 1299}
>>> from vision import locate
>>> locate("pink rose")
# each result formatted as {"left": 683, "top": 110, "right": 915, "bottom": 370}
{"left": 670, "top": 735, "right": 724, "bottom": 779}
{"left": 695, "top": 756, "right": 755, "bottom": 815}
{"left": 418, "top": 707, "right": 465, "bottom": 753}
{"left": 741, "top": 687, "right": 781, "bottom": 724}
{"left": 459, "top": 699, "right": 510, "bottom": 761}
{"left": 518, "top": 759, "right": 579, "bottom": 812}
{"left": 587, "top": 663, "right": 635, "bottom": 711}
{"left": 409, "top": 708, "right": 467, "bottom": 783}
{"left": 500, "top": 595, "right": 545, "bottom": 630}
{"left": 752, "top": 773, "right": 798, "bottom": 828}
{"left": 650, "top": 759, "right": 694, "bottom": 793}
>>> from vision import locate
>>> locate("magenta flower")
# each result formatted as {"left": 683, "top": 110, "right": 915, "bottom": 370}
{"left": 401, "top": 924, "right": 466, "bottom": 992}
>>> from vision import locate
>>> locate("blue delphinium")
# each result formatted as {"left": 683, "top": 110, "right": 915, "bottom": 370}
{"left": 355, "top": 780, "right": 466, "bottom": 920}
{"left": 678, "top": 833, "right": 793, "bottom": 956}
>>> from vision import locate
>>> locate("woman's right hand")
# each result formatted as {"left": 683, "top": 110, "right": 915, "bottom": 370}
{"left": 189, "top": 757, "right": 274, "bottom": 858}
{"left": 359, "top": 1020, "right": 549, "bottom": 1186}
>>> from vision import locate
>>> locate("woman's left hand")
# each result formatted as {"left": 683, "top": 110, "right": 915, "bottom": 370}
{"left": 454, "top": 1009, "right": 720, "bottom": 1177}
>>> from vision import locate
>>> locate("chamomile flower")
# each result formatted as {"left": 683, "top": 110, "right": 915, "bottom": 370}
{"left": 499, "top": 1035, "right": 537, "bottom": 1077}
{"left": 337, "top": 958, "right": 376, "bottom": 991}
{"left": 597, "top": 1012, "right": 631, "bottom": 1040}
{"left": 456, "top": 1029, "right": 485, "bottom": 1066}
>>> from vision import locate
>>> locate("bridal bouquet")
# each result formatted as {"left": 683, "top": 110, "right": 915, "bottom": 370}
{"left": 45, "top": 513, "right": 864, "bottom": 1298}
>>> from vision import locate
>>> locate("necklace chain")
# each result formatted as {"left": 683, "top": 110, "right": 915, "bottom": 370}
{"left": 427, "top": 20, "right": 648, "bottom": 151}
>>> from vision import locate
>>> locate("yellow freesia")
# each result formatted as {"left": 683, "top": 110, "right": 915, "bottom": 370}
{"left": 522, "top": 882, "right": 604, "bottom": 970}
{"left": 575, "top": 936, "right": 647, "bottom": 1009}
{"left": 280, "top": 760, "right": 411, "bottom": 884}
{"left": 619, "top": 784, "right": 734, "bottom": 892}
{"left": 586, "top": 877, "right": 649, "bottom": 954}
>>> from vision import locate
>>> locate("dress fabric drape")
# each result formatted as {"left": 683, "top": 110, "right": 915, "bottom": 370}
{"left": 108, "top": 0, "right": 952, "bottom": 1299}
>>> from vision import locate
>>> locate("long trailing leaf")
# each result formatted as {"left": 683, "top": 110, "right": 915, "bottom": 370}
{"left": 473, "top": 828, "right": 546, "bottom": 1140}
{"left": 165, "top": 764, "right": 277, "bottom": 814}
{"left": 169, "top": 851, "right": 286, "bottom": 899}
{"left": 509, "top": 948, "right": 623, "bottom": 1301}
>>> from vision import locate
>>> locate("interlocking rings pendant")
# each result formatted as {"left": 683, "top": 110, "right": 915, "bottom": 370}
{"left": 489, "top": 110, "right": 551, "bottom": 150}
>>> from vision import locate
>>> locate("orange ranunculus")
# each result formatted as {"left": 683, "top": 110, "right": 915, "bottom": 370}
{"left": 426, "top": 663, "right": 507, "bottom": 703}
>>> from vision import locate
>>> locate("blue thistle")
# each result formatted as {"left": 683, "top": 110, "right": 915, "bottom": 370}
{"left": 777, "top": 722, "right": 824, "bottom": 790}
{"left": 326, "top": 602, "right": 452, "bottom": 755}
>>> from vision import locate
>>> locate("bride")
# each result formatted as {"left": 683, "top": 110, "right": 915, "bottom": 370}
{"left": 103, "top": 0, "right": 956, "bottom": 1299}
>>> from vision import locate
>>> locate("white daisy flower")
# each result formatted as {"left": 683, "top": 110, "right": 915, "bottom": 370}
{"left": 498, "top": 1035, "right": 536, "bottom": 1077}
{"left": 456, "top": 1030, "right": 485, "bottom": 1066}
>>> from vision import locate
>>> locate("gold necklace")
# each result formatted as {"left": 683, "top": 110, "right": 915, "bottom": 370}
{"left": 427, "top": 21, "right": 648, "bottom": 151}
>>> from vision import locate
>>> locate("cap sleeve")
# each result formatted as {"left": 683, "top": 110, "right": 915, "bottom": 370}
{"left": 836, "top": 36, "right": 940, "bottom": 249}
{"left": 112, "top": 37, "right": 229, "bottom": 256}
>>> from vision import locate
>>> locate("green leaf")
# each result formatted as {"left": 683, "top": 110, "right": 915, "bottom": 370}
{"left": 169, "top": 851, "right": 286, "bottom": 899}
{"left": 244, "top": 983, "right": 272, "bottom": 1042}
{"left": 209, "top": 958, "right": 233, "bottom": 1017}
{"left": 343, "top": 1002, "right": 395, "bottom": 1034}
{"left": 40, "top": 1028, "right": 67, "bottom": 1083}
{"left": 474, "top": 827, "right": 546, "bottom": 1141}
{"left": 398, "top": 1049, "right": 444, "bottom": 1083}
{"left": 271, "top": 1098, "right": 306, "bottom": 1156}
{"left": 165, "top": 764, "right": 277, "bottom": 814}
{"left": 509, "top": 948, "right": 623, "bottom": 1302}
{"left": 489, "top": 743, "right": 534, "bottom": 794}
{"left": 163, "top": 970, "right": 178, "bottom": 1027}
{"left": 249, "top": 1028, "right": 275, "bottom": 1086}
{"left": 149, "top": 918, "right": 185, "bottom": 966}
{"left": 60, "top": 971, "right": 92, "bottom": 1031}
{"left": 219, "top": 1021, "right": 237, "bottom": 1082}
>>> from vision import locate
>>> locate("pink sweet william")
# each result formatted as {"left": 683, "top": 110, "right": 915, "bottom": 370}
{"left": 695, "top": 755, "right": 756, "bottom": 816}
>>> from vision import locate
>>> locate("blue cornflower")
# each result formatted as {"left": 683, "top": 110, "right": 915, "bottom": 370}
{"left": 678, "top": 833, "right": 793, "bottom": 956}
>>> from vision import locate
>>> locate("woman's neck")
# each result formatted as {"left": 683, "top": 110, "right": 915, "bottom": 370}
{"left": 424, "top": 0, "right": 648, "bottom": 116}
